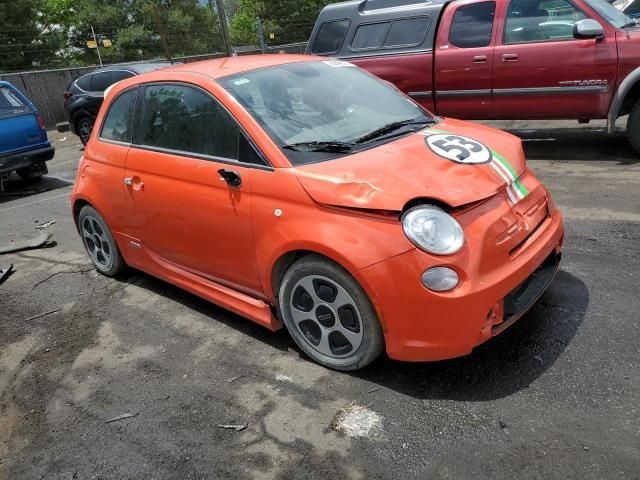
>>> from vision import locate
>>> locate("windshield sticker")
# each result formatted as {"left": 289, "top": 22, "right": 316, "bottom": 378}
{"left": 233, "top": 78, "right": 250, "bottom": 86}
{"left": 322, "top": 60, "right": 355, "bottom": 68}
{"left": 420, "top": 128, "right": 529, "bottom": 205}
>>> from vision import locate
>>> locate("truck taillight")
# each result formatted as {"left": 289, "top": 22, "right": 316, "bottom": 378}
{"left": 37, "top": 113, "right": 45, "bottom": 130}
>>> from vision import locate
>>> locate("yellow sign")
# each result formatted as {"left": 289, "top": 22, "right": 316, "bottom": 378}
{"left": 269, "top": 32, "right": 275, "bottom": 39}
{"left": 102, "top": 39, "right": 112, "bottom": 48}
{"left": 86, "top": 40, "right": 97, "bottom": 49}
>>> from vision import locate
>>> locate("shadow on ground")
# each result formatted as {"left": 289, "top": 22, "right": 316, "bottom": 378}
{"left": 117, "top": 268, "right": 587, "bottom": 402}
{"left": 354, "top": 270, "right": 588, "bottom": 401}
{"left": 511, "top": 128, "right": 638, "bottom": 165}
{"left": 0, "top": 174, "right": 72, "bottom": 205}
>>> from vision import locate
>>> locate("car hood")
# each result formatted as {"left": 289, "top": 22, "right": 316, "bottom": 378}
{"left": 294, "top": 118, "right": 526, "bottom": 211}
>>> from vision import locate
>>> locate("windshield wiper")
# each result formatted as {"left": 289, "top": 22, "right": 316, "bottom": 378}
{"left": 282, "top": 141, "right": 353, "bottom": 153}
{"left": 622, "top": 20, "right": 638, "bottom": 28}
{"left": 353, "top": 118, "right": 434, "bottom": 144}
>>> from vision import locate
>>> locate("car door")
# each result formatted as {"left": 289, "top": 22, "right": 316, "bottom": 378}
{"left": 492, "top": 0, "right": 617, "bottom": 118}
{"left": 123, "top": 83, "right": 267, "bottom": 294}
{"left": 433, "top": 0, "right": 497, "bottom": 118}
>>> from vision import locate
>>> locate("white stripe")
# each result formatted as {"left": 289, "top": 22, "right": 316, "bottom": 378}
{"left": 0, "top": 191, "right": 71, "bottom": 213}
{"left": 491, "top": 158, "right": 524, "bottom": 200}
{"left": 489, "top": 162, "right": 518, "bottom": 204}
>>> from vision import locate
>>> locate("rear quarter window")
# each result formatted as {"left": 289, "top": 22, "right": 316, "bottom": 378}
{"left": 0, "top": 86, "right": 29, "bottom": 118}
{"left": 75, "top": 74, "right": 92, "bottom": 91}
{"left": 312, "top": 19, "right": 351, "bottom": 54}
{"left": 100, "top": 88, "right": 138, "bottom": 143}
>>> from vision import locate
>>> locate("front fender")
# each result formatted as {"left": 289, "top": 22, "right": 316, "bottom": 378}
{"left": 608, "top": 66, "right": 640, "bottom": 133}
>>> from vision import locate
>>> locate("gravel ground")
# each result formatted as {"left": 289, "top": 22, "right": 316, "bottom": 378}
{"left": 1, "top": 121, "right": 639, "bottom": 480}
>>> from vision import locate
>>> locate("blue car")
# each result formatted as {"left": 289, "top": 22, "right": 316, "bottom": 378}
{"left": 0, "top": 81, "right": 54, "bottom": 184}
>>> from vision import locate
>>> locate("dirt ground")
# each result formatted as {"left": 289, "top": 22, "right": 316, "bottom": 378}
{"left": 1, "top": 121, "right": 639, "bottom": 479}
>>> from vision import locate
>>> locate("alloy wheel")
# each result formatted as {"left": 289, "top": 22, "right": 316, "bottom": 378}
{"left": 289, "top": 275, "right": 364, "bottom": 358}
{"left": 81, "top": 215, "right": 113, "bottom": 270}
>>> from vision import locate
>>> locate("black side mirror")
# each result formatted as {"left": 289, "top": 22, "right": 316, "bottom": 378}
{"left": 573, "top": 19, "right": 605, "bottom": 39}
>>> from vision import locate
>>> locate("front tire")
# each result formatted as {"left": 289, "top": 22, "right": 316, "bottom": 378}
{"left": 626, "top": 99, "right": 640, "bottom": 155}
{"left": 278, "top": 255, "right": 384, "bottom": 371}
{"left": 77, "top": 205, "right": 125, "bottom": 276}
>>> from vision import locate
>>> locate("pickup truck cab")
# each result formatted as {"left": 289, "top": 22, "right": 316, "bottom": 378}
{"left": 307, "top": 0, "right": 640, "bottom": 153}
{"left": 0, "top": 81, "right": 54, "bottom": 186}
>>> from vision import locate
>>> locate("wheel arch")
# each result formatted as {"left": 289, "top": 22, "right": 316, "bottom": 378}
{"left": 268, "top": 248, "right": 389, "bottom": 331}
{"left": 608, "top": 67, "right": 640, "bottom": 133}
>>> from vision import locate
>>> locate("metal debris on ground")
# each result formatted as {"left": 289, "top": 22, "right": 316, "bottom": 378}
{"left": 105, "top": 412, "right": 139, "bottom": 424}
{"left": 225, "top": 375, "right": 244, "bottom": 383}
{"left": 217, "top": 423, "right": 247, "bottom": 431}
{"left": 0, "top": 230, "right": 54, "bottom": 255}
{"left": 35, "top": 220, "right": 56, "bottom": 230}
{"left": 0, "top": 264, "right": 13, "bottom": 284}
{"left": 23, "top": 309, "right": 61, "bottom": 322}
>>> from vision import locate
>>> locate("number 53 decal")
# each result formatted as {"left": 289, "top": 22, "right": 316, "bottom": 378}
{"left": 426, "top": 134, "right": 492, "bottom": 164}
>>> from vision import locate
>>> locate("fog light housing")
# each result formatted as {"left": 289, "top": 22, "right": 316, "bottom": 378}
{"left": 421, "top": 267, "right": 459, "bottom": 292}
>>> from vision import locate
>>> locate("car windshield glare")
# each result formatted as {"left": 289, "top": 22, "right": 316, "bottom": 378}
{"left": 219, "top": 60, "right": 434, "bottom": 165}
{"left": 584, "top": 0, "right": 635, "bottom": 27}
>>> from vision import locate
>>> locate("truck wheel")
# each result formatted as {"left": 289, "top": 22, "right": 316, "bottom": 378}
{"left": 17, "top": 162, "right": 48, "bottom": 182}
{"left": 278, "top": 255, "right": 384, "bottom": 371}
{"left": 76, "top": 116, "right": 94, "bottom": 145}
{"left": 627, "top": 99, "right": 640, "bottom": 155}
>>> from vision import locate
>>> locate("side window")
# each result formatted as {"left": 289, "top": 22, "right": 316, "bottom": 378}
{"left": 76, "top": 74, "right": 92, "bottom": 91}
{"left": 504, "top": 0, "right": 586, "bottom": 44}
{"left": 91, "top": 71, "right": 116, "bottom": 92}
{"left": 139, "top": 84, "right": 262, "bottom": 164}
{"left": 384, "top": 17, "right": 431, "bottom": 47}
{"left": 626, "top": 0, "right": 640, "bottom": 15}
{"left": 449, "top": 2, "right": 496, "bottom": 48}
{"left": 112, "top": 71, "right": 135, "bottom": 83}
{"left": 312, "top": 19, "right": 350, "bottom": 54}
{"left": 351, "top": 22, "right": 391, "bottom": 50}
{"left": 100, "top": 88, "right": 137, "bottom": 143}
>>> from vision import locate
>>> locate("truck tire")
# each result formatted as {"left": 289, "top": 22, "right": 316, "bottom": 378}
{"left": 627, "top": 99, "right": 640, "bottom": 155}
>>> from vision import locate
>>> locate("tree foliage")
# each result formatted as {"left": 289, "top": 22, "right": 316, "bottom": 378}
{"left": 229, "top": 0, "right": 332, "bottom": 46}
{"left": 1, "top": 0, "right": 224, "bottom": 72}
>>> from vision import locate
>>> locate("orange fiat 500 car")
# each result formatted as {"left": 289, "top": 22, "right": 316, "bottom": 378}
{"left": 71, "top": 55, "right": 564, "bottom": 371}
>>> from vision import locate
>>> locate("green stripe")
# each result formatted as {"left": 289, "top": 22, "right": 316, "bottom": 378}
{"left": 492, "top": 150, "right": 529, "bottom": 197}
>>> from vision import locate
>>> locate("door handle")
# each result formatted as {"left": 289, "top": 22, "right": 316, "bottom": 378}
{"left": 502, "top": 53, "right": 519, "bottom": 62}
{"left": 124, "top": 176, "right": 144, "bottom": 189}
{"left": 473, "top": 55, "right": 487, "bottom": 63}
{"left": 218, "top": 169, "right": 242, "bottom": 188}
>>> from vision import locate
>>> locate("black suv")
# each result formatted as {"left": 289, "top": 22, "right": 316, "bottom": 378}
{"left": 63, "top": 62, "right": 172, "bottom": 144}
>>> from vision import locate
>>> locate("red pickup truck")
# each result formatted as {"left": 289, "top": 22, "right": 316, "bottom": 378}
{"left": 307, "top": 0, "right": 640, "bottom": 153}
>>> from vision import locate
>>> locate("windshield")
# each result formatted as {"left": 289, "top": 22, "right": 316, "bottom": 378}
{"left": 219, "top": 60, "right": 434, "bottom": 165}
{"left": 584, "top": 0, "right": 636, "bottom": 27}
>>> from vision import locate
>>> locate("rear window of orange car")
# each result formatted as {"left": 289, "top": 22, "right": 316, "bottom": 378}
{"left": 100, "top": 88, "right": 137, "bottom": 143}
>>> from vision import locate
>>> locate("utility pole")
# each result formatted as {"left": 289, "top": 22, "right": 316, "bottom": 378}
{"left": 212, "top": 0, "right": 232, "bottom": 56}
{"left": 256, "top": 17, "right": 266, "bottom": 53}
{"left": 91, "top": 26, "right": 103, "bottom": 67}
{"left": 152, "top": 4, "right": 173, "bottom": 64}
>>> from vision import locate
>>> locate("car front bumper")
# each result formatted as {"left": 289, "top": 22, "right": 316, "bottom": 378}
{"left": 357, "top": 183, "right": 564, "bottom": 362}
{"left": 0, "top": 145, "right": 55, "bottom": 175}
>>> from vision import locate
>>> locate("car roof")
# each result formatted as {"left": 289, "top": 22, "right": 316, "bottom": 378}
{"left": 162, "top": 54, "right": 316, "bottom": 80}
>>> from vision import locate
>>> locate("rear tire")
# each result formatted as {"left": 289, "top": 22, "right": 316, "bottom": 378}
{"left": 77, "top": 205, "right": 125, "bottom": 277}
{"left": 626, "top": 99, "right": 640, "bottom": 155}
{"left": 278, "top": 255, "right": 384, "bottom": 371}
{"left": 76, "top": 116, "right": 94, "bottom": 145}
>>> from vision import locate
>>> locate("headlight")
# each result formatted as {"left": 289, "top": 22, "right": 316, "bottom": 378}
{"left": 402, "top": 205, "right": 464, "bottom": 255}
